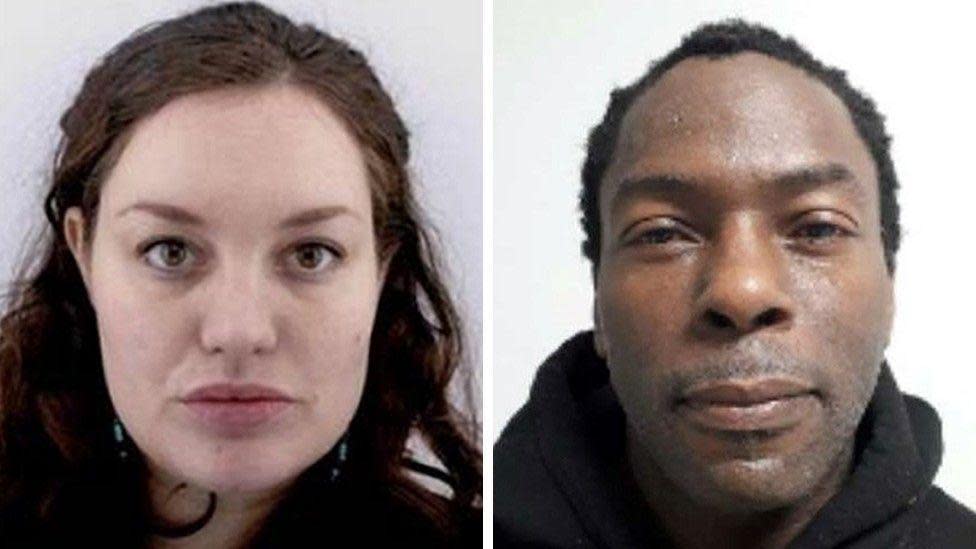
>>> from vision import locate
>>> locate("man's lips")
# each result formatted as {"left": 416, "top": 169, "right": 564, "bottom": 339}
{"left": 675, "top": 377, "right": 820, "bottom": 433}
{"left": 679, "top": 377, "right": 817, "bottom": 407}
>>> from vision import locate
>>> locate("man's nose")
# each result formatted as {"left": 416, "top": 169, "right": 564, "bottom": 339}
{"left": 198, "top": 269, "right": 278, "bottom": 357}
{"left": 694, "top": 222, "right": 794, "bottom": 336}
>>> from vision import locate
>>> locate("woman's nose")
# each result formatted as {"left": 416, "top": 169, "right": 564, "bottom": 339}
{"left": 198, "top": 270, "right": 278, "bottom": 357}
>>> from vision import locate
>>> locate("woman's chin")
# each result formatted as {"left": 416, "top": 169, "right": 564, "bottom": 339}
{"left": 147, "top": 445, "right": 310, "bottom": 497}
{"left": 184, "top": 465, "right": 300, "bottom": 497}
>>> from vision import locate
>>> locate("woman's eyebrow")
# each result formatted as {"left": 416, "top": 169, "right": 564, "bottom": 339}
{"left": 115, "top": 202, "right": 360, "bottom": 228}
{"left": 116, "top": 202, "right": 204, "bottom": 226}
{"left": 277, "top": 205, "right": 360, "bottom": 229}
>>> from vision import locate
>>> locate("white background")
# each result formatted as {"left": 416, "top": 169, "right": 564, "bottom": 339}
{"left": 494, "top": 0, "right": 976, "bottom": 508}
{"left": 0, "top": 1, "right": 482, "bottom": 418}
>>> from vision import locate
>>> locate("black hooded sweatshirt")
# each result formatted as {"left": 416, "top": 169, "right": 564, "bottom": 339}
{"left": 495, "top": 332, "right": 976, "bottom": 548}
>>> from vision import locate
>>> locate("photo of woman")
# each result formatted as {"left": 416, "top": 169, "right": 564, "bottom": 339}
{"left": 0, "top": 2, "right": 481, "bottom": 546}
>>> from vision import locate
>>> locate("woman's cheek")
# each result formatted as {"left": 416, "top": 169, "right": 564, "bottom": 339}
{"left": 94, "top": 279, "right": 153, "bottom": 366}
{"left": 301, "top": 271, "right": 381, "bottom": 383}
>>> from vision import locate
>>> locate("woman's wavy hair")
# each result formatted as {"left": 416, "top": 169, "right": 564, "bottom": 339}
{"left": 0, "top": 1, "right": 480, "bottom": 543}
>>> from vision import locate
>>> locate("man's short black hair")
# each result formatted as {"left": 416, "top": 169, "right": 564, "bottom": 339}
{"left": 580, "top": 19, "right": 901, "bottom": 273}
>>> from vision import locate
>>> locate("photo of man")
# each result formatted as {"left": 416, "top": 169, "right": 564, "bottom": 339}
{"left": 494, "top": 13, "right": 976, "bottom": 549}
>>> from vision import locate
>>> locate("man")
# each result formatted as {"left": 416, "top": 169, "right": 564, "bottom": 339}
{"left": 494, "top": 20, "right": 976, "bottom": 548}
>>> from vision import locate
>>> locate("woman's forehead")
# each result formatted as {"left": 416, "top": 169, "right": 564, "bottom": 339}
{"left": 100, "top": 84, "right": 372, "bottom": 224}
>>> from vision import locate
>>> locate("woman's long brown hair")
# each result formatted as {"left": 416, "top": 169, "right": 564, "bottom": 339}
{"left": 0, "top": 2, "right": 481, "bottom": 544}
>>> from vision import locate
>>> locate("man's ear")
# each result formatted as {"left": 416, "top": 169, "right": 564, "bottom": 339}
{"left": 593, "top": 293, "right": 608, "bottom": 359}
{"left": 882, "top": 275, "right": 896, "bottom": 349}
{"left": 63, "top": 207, "right": 92, "bottom": 292}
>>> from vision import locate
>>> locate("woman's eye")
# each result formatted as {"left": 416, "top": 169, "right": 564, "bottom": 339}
{"left": 143, "top": 239, "right": 195, "bottom": 271}
{"left": 288, "top": 243, "right": 339, "bottom": 274}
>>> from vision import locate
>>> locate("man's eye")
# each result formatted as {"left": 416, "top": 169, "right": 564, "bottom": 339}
{"left": 629, "top": 224, "right": 696, "bottom": 247}
{"left": 637, "top": 227, "right": 681, "bottom": 244}
{"left": 143, "top": 239, "right": 195, "bottom": 271}
{"left": 792, "top": 222, "right": 847, "bottom": 242}
{"left": 288, "top": 242, "right": 339, "bottom": 274}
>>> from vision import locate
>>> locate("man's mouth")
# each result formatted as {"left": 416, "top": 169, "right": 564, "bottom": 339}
{"left": 675, "top": 377, "right": 820, "bottom": 433}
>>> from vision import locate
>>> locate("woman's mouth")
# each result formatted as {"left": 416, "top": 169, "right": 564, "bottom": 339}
{"left": 183, "top": 399, "right": 294, "bottom": 436}
{"left": 180, "top": 382, "right": 296, "bottom": 437}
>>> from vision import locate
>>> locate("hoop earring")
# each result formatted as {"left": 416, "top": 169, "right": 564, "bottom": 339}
{"left": 152, "top": 491, "right": 218, "bottom": 539}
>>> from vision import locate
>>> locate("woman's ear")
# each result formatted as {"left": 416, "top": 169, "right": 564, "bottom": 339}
{"left": 377, "top": 243, "right": 399, "bottom": 285}
{"left": 63, "top": 207, "right": 92, "bottom": 292}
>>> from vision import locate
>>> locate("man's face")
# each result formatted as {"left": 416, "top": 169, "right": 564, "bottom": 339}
{"left": 594, "top": 53, "right": 894, "bottom": 512}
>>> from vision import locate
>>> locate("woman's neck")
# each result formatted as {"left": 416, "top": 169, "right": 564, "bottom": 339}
{"left": 144, "top": 469, "right": 288, "bottom": 549}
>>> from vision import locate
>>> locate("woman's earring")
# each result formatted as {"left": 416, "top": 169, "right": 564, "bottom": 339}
{"left": 329, "top": 438, "right": 349, "bottom": 482}
{"left": 112, "top": 416, "right": 130, "bottom": 461}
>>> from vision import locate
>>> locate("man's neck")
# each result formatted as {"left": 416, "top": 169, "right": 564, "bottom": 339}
{"left": 624, "top": 434, "right": 853, "bottom": 549}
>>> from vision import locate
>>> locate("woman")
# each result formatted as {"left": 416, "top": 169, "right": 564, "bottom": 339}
{"left": 0, "top": 2, "right": 481, "bottom": 546}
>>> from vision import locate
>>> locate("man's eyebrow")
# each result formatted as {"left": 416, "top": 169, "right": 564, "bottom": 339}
{"left": 609, "top": 174, "right": 704, "bottom": 214}
{"left": 609, "top": 162, "right": 866, "bottom": 212}
{"left": 116, "top": 202, "right": 358, "bottom": 228}
{"left": 771, "top": 162, "right": 857, "bottom": 189}
{"left": 768, "top": 162, "right": 869, "bottom": 205}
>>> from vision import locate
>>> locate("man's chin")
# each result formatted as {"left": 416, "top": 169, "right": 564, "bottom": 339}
{"left": 634, "top": 432, "right": 839, "bottom": 515}
{"left": 658, "top": 398, "right": 846, "bottom": 511}
{"left": 689, "top": 456, "right": 816, "bottom": 513}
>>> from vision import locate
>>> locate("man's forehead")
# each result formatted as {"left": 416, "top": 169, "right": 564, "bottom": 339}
{"left": 628, "top": 53, "right": 843, "bottom": 123}
{"left": 602, "top": 52, "right": 877, "bottom": 198}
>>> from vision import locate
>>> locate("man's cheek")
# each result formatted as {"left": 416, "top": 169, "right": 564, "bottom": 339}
{"left": 798, "top": 275, "right": 886, "bottom": 411}
{"left": 602, "top": 290, "right": 653, "bottom": 364}
{"left": 602, "top": 293, "right": 676, "bottom": 416}
{"left": 806, "top": 278, "right": 888, "bottom": 355}
{"left": 604, "top": 268, "right": 679, "bottom": 337}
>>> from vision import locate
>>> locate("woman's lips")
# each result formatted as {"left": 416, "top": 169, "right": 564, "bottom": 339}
{"left": 183, "top": 399, "right": 293, "bottom": 436}
{"left": 676, "top": 378, "right": 820, "bottom": 433}
{"left": 180, "top": 383, "right": 296, "bottom": 436}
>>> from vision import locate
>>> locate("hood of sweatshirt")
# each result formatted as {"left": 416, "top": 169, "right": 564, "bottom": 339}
{"left": 501, "top": 331, "right": 945, "bottom": 548}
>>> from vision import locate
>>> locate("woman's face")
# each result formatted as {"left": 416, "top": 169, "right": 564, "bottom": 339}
{"left": 65, "top": 84, "right": 383, "bottom": 495}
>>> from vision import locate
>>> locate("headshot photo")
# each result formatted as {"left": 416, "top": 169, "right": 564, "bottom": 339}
{"left": 494, "top": 1, "right": 975, "bottom": 548}
{"left": 0, "top": 1, "right": 481, "bottom": 546}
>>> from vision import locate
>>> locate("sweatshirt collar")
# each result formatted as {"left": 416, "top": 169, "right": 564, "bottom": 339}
{"left": 528, "top": 332, "right": 942, "bottom": 548}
